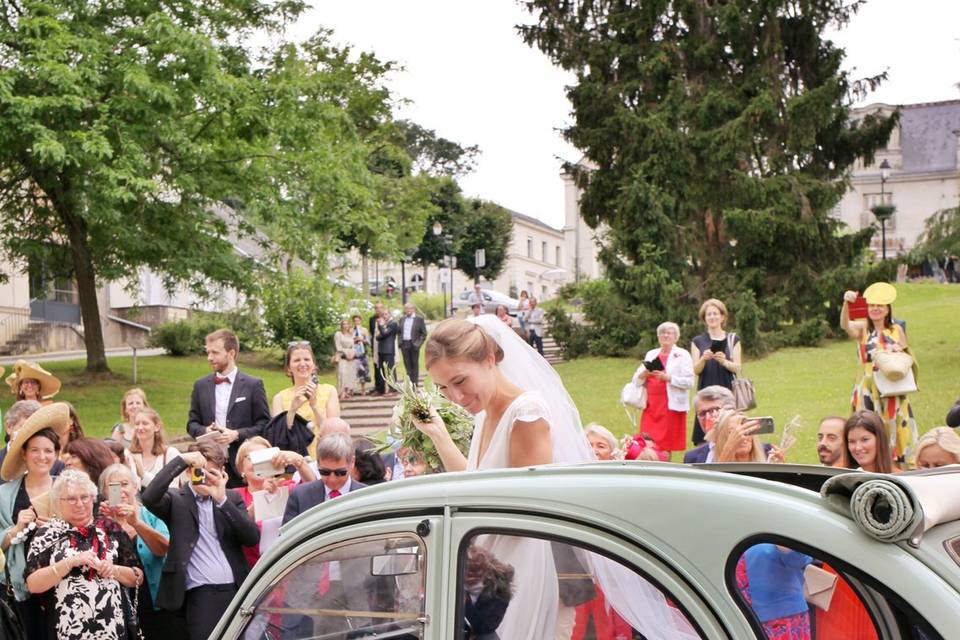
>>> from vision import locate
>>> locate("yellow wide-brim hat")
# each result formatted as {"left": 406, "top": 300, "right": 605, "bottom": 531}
{"left": 863, "top": 282, "right": 897, "bottom": 306}
{"left": 1, "top": 402, "right": 71, "bottom": 482}
{"left": 5, "top": 359, "right": 61, "bottom": 399}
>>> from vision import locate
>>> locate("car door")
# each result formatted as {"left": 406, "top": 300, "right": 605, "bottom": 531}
{"left": 214, "top": 515, "right": 444, "bottom": 640}
{"left": 443, "top": 512, "right": 737, "bottom": 639}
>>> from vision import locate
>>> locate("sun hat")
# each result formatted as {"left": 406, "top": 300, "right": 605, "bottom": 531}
{"left": 1, "top": 402, "right": 71, "bottom": 481}
{"left": 5, "top": 359, "right": 61, "bottom": 399}
{"left": 863, "top": 282, "right": 897, "bottom": 306}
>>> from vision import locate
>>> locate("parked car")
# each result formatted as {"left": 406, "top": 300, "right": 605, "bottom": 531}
{"left": 211, "top": 463, "right": 958, "bottom": 639}
{"left": 452, "top": 288, "right": 519, "bottom": 314}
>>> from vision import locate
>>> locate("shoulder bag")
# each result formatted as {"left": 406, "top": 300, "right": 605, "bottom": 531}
{"left": 727, "top": 333, "right": 757, "bottom": 411}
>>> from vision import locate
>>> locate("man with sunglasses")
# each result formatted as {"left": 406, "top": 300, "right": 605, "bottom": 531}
{"left": 683, "top": 386, "right": 735, "bottom": 464}
{"left": 282, "top": 433, "right": 365, "bottom": 524}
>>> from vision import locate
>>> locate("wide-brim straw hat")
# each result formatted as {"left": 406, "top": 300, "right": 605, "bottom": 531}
{"left": 5, "top": 359, "right": 61, "bottom": 399}
{"left": 863, "top": 282, "right": 897, "bottom": 306}
{"left": 1, "top": 402, "right": 71, "bottom": 482}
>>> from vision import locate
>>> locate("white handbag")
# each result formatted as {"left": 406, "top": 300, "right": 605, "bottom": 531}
{"left": 874, "top": 367, "right": 918, "bottom": 397}
{"left": 620, "top": 366, "right": 647, "bottom": 410}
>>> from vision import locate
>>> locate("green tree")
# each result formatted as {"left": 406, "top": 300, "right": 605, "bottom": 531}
{"left": 913, "top": 205, "right": 960, "bottom": 261}
{"left": 456, "top": 200, "right": 513, "bottom": 284}
{"left": 521, "top": 0, "right": 897, "bottom": 348}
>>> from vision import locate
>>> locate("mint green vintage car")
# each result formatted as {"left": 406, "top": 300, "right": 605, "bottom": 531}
{"left": 212, "top": 463, "right": 959, "bottom": 639}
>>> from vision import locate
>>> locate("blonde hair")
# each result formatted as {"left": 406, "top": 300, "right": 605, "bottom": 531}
{"left": 120, "top": 388, "right": 149, "bottom": 423}
{"left": 915, "top": 427, "right": 960, "bottom": 464}
{"left": 698, "top": 298, "right": 728, "bottom": 326}
{"left": 129, "top": 408, "right": 168, "bottom": 456}
{"left": 235, "top": 435, "right": 272, "bottom": 472}
{"left": 714, "top": 410, "right": 765, "bottom": 463}
{"left": 424, "top": 319, "right": 504, "bottom": 370}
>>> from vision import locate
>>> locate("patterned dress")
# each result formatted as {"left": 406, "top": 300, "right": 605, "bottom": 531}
{"left": 851, "top": 324, "right": 919, "bottom": 464}
{"left": 26, "top": 517, "right": 140, "bottom": 640}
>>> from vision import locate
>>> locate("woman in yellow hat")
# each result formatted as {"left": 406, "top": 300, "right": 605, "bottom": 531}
{"left": 5, "top": 359, "right": 61, "bottom": 406}
{"left": 840, "top": 283, "right": 919, "bottom": 465}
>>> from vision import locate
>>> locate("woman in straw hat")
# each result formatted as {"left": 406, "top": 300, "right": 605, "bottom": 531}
{"left": 0, "top": 402, "right": 70, "bottom": 637}
{"left": 6, "top": 359, "right": 61, "bottom": 405}
{"left": 841, "top": 282, "right": 919, "bottom": 465}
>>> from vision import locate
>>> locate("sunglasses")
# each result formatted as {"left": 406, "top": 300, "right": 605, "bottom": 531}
{"left": 288, "top": 340, "right": 312, "bottom": 348}
{"left": 319, "top": 468, "right": 349, "bottom": 477}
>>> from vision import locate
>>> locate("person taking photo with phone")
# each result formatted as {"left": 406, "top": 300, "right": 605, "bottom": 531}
{"left": 270, "top": 340, "right": 340, "bottom": 459}
{"left": 689, "top": 298, "right": 743, "bottom": 445}
{"left": 713, "top": 410, "right": 783, "bottom": 463}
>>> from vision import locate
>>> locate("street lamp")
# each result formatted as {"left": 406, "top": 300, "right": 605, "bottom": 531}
{"left": 871, "top": 159, "right": 895, "bottom": 260}
{"left": 432, "top": 222, "right": 449, "bottom": 317}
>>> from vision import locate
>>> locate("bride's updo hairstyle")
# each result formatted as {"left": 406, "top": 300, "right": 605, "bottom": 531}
{"left": 424, "top": 319, "right": 504, "bottom": 370}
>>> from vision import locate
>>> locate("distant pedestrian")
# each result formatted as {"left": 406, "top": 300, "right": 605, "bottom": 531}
{"left": 375, "top": 308, "right": 399, "bottom": 394}
{"left": 399, "top": 302, "right": 428, "bottom": 387}
{"left": 525, "top": 297, "right": 545, "bottom": 356}
{"left": 635, "top": 322, "right": 694, "bottom": 456}
{"left": 689, "top": 298, "right": 742, "bottom": 445}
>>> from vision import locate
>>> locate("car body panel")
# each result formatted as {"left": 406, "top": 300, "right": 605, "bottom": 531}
{"left": 211, "top": 463, "right": 960, "bottom": 639}
{"left": 452, "top": 288, "right": 519, "bottom": 314}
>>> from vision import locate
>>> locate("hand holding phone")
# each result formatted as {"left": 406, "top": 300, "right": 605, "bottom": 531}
{"left": 107, "top": 482, "right": 122, "bottom": 506}
{"left": 748, "top": 416, "right": 776, "bottom": 435}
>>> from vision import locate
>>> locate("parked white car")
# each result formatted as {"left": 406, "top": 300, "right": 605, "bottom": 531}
{"left": 452, "top": 288, "right": 520, "bottom": 314}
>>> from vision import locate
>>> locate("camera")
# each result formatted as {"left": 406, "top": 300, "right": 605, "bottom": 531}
{"left": 191, "top": 467, "right": 206, "bottom": 485}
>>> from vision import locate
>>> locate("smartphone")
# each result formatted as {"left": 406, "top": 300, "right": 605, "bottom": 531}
{"left": 749, "top": 416, "right": 776, "bottom": 435}
{"left": 310, "top": 373, "right": 319, "bottom": 386}
{"left": 191, "top": 467, "right": 206, "bottom": 486}
{"left": 107, "top": 482, "right": 122, "bottom": 505}
{"left": 710, "top": 339, "right": 726, "bottom": 353}
{"left": 848, "top": 295, "right": 868, "bottom": 321}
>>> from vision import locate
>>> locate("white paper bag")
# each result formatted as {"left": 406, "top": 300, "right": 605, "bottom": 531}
{"left": 252, "top": 486, "right": 289, "bottom": 522}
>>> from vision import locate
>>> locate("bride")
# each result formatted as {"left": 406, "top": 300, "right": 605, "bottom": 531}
{"left": 413, "top": 315, "right": 699, "bottom": 640}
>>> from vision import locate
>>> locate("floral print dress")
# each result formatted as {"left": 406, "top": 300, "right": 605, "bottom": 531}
{"left": 26, "top": 517, "right": 140, "bottom": 640}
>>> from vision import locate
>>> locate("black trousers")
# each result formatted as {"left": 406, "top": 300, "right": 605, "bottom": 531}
{"left": 15, "top": 595, "right": 45, "bottom": 640}
{"left": 400, "top": 342, "right": 420, "bottom": 386}
{"left": 528, "top": 329, "right": 544, "bottom": 356}
{"left": 183, "top": 583, "right": 237, "bottom": 640}
{"left": 376, "top": 353, "right": 395, "bottom": 393}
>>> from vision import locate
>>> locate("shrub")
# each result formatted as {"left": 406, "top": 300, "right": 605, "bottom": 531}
{"left": 150, "top": 308, "right": 265, "bottom": 356}
{"left": 545, "top": 306, "right": 591, "bottom": 359}
{"left": 409, "top": 292, "right": 446, "bottom": 320}
{"left": 261, "top": 270, "right": 345, "bottom": 367}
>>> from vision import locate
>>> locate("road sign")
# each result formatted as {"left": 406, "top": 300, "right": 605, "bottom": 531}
{"left": 475, "top": 249, "right": 486, "bottom": 268}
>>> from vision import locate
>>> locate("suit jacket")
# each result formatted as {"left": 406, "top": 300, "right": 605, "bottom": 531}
{"left": 186, "top": 370, "right": 270, "bottom": 479}
{"left": 141, "top": 457, "right": 260, "bottom": 611}
{"left": 398, "top": 315, "right": 428, "bottom": 349}
{"left": 683, "top": 443, "right": 711, "bottom": 464}
{"left": 376, "top": 320, "right": 399, "bottom": 356}
{"left": 282, "top": 478, "right": 367, "bottom": 525}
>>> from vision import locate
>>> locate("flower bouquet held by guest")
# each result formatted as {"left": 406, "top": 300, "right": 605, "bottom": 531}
{"left": 111, "top": 387, "right": 149, "bottom": 449}
{"left": 5, "top": 359, "right": 61, "bottom": 405}
{"left": 914, "top": 427, "right": 960, "bottom": 468}
{"left": 690, "top": 299, "right": 742, "bottom": 445}
{"left": 127, "top": 408, "right": 182, "bottom": 490}
{"left": 271, "top": 341, "right": 339, "bottom": 458}
{"left": 0, "top": 402, "right": 71, "bottom": 638}
{"left": 334, "top": 319, "right": 359, "bottom": 400}
{"left": 635, "top": 322, "right": 695, "bottom": 458}
{"left": 844, "top": 411, "right": 897, "bottom": 473}
{"left": 25, "top": 470, "right": 144, "bottom": 640}
{"left": 841, "top": 283, "right": 919, "bottom": 464}
{"left": 98, "top": 463, "right": 175, "bottom": 640}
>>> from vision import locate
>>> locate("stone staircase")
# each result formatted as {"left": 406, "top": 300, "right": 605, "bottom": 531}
{"left": 340, "top": 393, "right": 398, "bottom": 438}
{"left": 542, "top": 335, "right": 564, "bottom": 366}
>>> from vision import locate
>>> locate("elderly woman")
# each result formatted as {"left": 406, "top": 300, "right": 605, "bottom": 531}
{"left": 110, "top": 387, "right": 149, "bottom": 449}
{"left": 127, "top": 408, "right": 182, "bottom": 490}
{"left": 399, "top": 447, "right": 430, "bottom": 478}
{"left": 0, "top": 402, "right": 70, "bottom": 637}
{"left": 914, "top": 427, "right": 960, "bottom": 469}
{"left": 5, "top": 359, "right": 61, "bottom": 405}
{"left": 713, "top": 410, "right": 782, "bottom": 463}
{"left": 62, "top": 436, "right": 116, "bottom": 487}
{"left": 584, "top": 423, "right": 619, "bottom": 460}
{"left": 25, "top": 469, "right": 142, "bottom": 640}
{"left": 234, "top": 436, "right": 315, "bottom": 566}
{"left": 841, "top": 283, "right": 918, "bottom": 464}
{"left": 99, "top": 463, "right": 171, "bottom": 640}
{"left": 843, "top": 410, "right": 896, "bottom": 473}
{"left": 690, "top": 298, "right": 743, "bottom": 445}
{"left": 635, "top": 322, "right": 694, "bottom": 457}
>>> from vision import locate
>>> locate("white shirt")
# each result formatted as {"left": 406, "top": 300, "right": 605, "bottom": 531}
{"left": 214, "top": 366, "right": 238, "bottom": 429}
{"left": 325, "top": 478, "right": 353, "bottom": 580}
{"left": 705, "top": 442, "right": 716, "bottom": 463}
{"left": 402, "top": 315, "right": 415, "bottom": 341}
{"left": 467, "top": 290, "right": 484, "bottom": 305}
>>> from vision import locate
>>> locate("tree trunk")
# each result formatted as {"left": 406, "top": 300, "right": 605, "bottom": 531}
{"left": 60, "top": 206, "right": 110, "bottom": 373}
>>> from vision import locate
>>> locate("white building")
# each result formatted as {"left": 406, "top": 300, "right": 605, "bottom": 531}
{"left": 838, "top": 100, "right": 960, "bottom": 254}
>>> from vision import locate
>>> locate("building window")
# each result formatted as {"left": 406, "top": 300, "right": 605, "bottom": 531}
{"left": 541, "top": 241, "right": 548, "bottom": 262}
{"left": 526, "top": 237, "right": 533, "bottom": 258}
{"left": 555, "top": 246, "right": 562, "bottom": 266}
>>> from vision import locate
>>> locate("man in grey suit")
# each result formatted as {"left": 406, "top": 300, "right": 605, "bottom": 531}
{"left": 398, "top": 302, "right": 428, "bottom": 387}
{"left": 186, "top": 328, "right": 270, "bottom": 487}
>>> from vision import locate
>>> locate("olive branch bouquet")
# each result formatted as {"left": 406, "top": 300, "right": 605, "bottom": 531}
{"left": 374, "top": 371, "right": 474, "bottom": 472}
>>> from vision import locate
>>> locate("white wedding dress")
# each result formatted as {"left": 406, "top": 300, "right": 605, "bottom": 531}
{"left": 463, "top": 316, "right": 701, "bottom": 640}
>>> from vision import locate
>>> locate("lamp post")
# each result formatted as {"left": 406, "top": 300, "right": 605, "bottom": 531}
{"left": 872, "top": 159, "right": 894, "bottom": 260}
{"left": 432, "top": 222, "right": 448, "bottom": 317}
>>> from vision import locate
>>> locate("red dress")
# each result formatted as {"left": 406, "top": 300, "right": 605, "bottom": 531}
{"left": 639, "top": 353, "right": 687, "bottom": 451}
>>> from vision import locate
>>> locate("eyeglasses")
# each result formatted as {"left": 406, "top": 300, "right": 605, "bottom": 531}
{"left": 318, "top": 468, "right": 349, "bottom": 477}
{"left": 696, "top": 407, "right": 721, "bottom": 420}
{"left": 60, "top": 495, "right": 94, "bottom": 506}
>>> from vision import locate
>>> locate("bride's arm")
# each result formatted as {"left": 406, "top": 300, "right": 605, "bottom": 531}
{"left": 509, "top": 419, "right": 552, "bottom": 467}
{"left": 413, "top": 412, "right": 467, "bottom": 472}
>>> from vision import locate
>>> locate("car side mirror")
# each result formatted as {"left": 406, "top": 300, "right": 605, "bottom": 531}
{"left": 370, "top": 552, "right": 419, "bottom": 576}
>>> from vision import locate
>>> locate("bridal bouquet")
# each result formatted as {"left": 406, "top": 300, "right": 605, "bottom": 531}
{"left": 377, "top": 372, "right": 474, "bottom": 472}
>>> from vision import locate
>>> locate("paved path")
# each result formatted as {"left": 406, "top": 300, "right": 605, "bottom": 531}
{"left": 0, "top": 347, "right": 166, "bottom": 366}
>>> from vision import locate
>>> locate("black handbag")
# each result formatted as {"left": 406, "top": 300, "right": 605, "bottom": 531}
{"left": 0, "top": 567, "right": 25, "bottom": 640}
{"left": 120, "top": 585, "right": 143, "bottom": 640}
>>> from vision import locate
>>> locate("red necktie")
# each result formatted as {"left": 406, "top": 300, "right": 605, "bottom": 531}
{"left": 214, "top": 375, "right": 230, "bottom": 385}
{"left": 328, "top": 490, "right": 341, "bottom": 499}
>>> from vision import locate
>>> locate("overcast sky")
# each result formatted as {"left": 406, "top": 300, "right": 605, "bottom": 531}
{"left": 295, "top": 0, "right": 960, "bottom": 229}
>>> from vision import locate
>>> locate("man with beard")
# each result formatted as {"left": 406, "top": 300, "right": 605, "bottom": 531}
{"left": 816, "top": 416, "right": 847, "bottom": 467}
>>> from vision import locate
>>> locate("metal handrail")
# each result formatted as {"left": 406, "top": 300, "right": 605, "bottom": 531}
{"left": 0, "top": 302, "right": 32, "bottom": 351}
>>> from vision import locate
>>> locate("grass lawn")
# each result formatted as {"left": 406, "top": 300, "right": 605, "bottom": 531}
{"left": 11, "top": 282, "right": 958, "bottom": 465}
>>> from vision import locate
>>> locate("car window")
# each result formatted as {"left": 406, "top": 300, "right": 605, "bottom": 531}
{"left": 455, "top": 532, "right": 705, "bottom": 640}
{"left": 731, "top": 541, "right": 940, "bottom": 640}
{"left": 240, "top": 534, "right": 425, "bottom": 640}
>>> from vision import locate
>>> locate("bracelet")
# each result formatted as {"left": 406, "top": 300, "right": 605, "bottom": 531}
{"left": 51, "top": 560, "right": 62, "bottom": 579}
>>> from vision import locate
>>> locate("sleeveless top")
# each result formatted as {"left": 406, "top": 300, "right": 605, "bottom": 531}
{"left": 692, "top": 332, "right": 739, "bottom": 390}
{"left": 275, "top": 384, "right": 335, "bottom": 423}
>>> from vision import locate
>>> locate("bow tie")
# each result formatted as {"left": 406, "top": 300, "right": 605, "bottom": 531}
{"left": 214, "top": 375, "right": 231, "bottom": 385}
